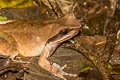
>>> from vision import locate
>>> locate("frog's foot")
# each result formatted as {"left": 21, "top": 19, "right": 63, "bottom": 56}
{"left": 39, "top": 58, "right": 77, "bottom": 80}
{"left": 9, "top": 54, "right": 30, "bottom": 64}
{"left": 51, "top": 63, "right": 77, "bottom": 80}
{"left": 11, "top": 57, "right": 30, "bottom": 64}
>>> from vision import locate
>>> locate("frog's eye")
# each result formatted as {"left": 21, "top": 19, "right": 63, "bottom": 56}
{"left": 60, "top": 29, "right": 68, "bottom": 35}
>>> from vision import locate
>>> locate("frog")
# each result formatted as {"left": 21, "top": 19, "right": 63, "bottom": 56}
{"left": 0, "top": 13, "right": 81, "bottom": 80}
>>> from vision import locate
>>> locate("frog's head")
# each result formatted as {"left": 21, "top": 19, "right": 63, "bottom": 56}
{"left": 47, "top": 13, "right": 81, "bottom": 45}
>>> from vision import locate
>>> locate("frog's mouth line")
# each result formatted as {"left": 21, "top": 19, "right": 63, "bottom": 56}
{"left": 47, "top": 29, "right": 79, "bottom": 45}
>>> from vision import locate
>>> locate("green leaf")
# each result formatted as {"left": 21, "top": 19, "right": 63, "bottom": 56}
{"left": 0, "top": 0, "right": 34, "bottom": 8}
{"left": 0, "top": 16, "right": 7, "bottom": 21}
{"left": 80, "top": 61, "right": 91, "bottom": 72}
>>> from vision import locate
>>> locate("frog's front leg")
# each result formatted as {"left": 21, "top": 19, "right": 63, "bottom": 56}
{"left": 38, "top": 44, "right": 77, "bottom": 80}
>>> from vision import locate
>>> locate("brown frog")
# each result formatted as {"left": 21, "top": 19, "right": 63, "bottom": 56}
{"left": 0, "top": 13, "right": 81, "bottom": 80}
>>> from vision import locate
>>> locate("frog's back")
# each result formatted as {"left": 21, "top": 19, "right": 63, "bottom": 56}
{"left": 0, "top": 20, "right": 52, "bottom": 57}
{"left": 0, "top": 20, "right": 46, "bottom": 33}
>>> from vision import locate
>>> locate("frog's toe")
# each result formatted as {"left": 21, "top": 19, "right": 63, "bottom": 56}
{"left": 12, "top": 59, "right": 30, "bottom": 64}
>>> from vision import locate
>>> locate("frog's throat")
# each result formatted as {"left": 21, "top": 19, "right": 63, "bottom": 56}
{"left": 45, "top": 43, "right": 58, "bottom": 57}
